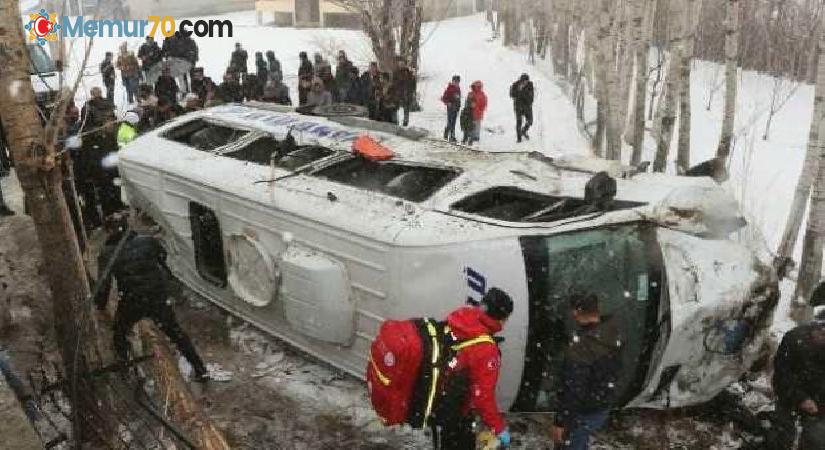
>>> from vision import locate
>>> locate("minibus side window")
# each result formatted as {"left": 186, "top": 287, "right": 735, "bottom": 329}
{"left": 189, "top": 202, "right": 227, "bottom": 288}
{"left": 513, "top": 225, "right": 663, "bottom": 412}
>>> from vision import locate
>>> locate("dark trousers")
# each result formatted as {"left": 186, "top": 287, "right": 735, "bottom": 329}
{"left": 0, "top": 178, "right": 8, "bottom": 212}
{"left": 431, "top": 416, "right": 475, "bottom": 450}
{"left": 444, "top": 107, "right": 459, "bottom": 141}
{"left": 298, "top": 86, "right": 309, "bottom": 106}
{"left": 113, "top": 295, "right": 207, "bottom": 377}
{"left": 123, "top": 76, "right": 139, "bottom": 104}
{"left": 399, "top": 95, "right": 412, "bottom": 126}
{"left": 767, "top": 407, "right": 825, "bottom": 450}
{"left": 105, "top": 81, "right": 115, "bottom": 102}
{"left": 77, "top": 180, "right": 101, "bottom": 230}
{"left": 516, "top": 107, "right": 533, "bottom": 141}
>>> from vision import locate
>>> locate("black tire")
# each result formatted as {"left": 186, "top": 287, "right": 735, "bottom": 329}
{"left": 312, "top": 103, "right": 368, "bottom": 117}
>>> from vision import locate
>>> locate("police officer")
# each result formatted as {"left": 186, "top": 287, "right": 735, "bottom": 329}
{"left": 96, "top": 213, "right": 209, "bottom": 382}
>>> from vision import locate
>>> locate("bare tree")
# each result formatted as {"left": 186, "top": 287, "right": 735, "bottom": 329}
{"left": 763, "top": 76, "right": 801, "bottom": 140}
{"left": 329, "top": 0, "right": 424, "bottom": 70}
{"left": 0, "top": 0, "right": 120, "bottom": 443}
{"left": 777, "top": 26, "right": 825, "bottom": 280}
{"left": 676, "top": 0, "right": 701, "bottom": 174}
{"left": 654, "top": 0, "right": 684, "bottom": 172}
{"left": 716, "top": 0, "right": 740, "bottom": 160}
{"left": 793, "top": 27, "right": 825, "bottom": 320}
{"left": 630, "top": 0, "right": 658, "bottom": 165}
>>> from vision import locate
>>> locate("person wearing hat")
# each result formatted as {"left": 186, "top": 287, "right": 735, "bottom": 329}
{"left": 117, "top": 111, "right": 140, "bottom": 147}
{"left": 441, "top": 75, "right": 462, "bottom": 143}
{"left": 95, "top": 213, "right": 209, "bottom": 383}
{"left": 230, "top": 42, "right": 248, "bottom": 76}
{"left": 510, "top": 73, "right": 534, "bottom": 143}
{"left": 431, "top": 288, "right": 514, "bottom": 449}
{"left": 552, "top": 293, "right": 622, "bottom": 450}
{"left": 298, "top": 51, "right": 314, "bottom": 106}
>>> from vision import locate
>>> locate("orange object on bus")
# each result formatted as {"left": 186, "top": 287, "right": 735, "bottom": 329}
{"left": 352, "top": 134, "right": 394, "bottom": 161}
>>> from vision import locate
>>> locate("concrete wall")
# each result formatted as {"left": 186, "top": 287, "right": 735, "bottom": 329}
{"left": 125, "top": 0, "right": 255, "bottom": 19}
{"left": 256, "top": 0, "right": 359, "bottom": 28}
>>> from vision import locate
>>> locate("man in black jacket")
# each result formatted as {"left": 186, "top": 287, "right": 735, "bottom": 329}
{"left": 360, "top": 62, "right": 381, "bottom": 120}
{"left": 770, "top": 284, "right": 825, "bottom": 449}
{"left": 138, "top": 36, "right": 162, "bottom": 77}
{"left": 230, "top": 43, "right": 248, "bottom": 76}
{"left": 510, "top": 73, "right": 534, "bottom": 143}
{"left": 100, "top": 52, "right": 116, "bottom": 102}
{"left": 553, "top": 293, "right": 622, "bottom": 450}
{"left": 155, "top": 66, "right": 179, "bottom": 106}
{"left": 297, "top": 51, "right": 314, "bottom": 106}
{"left": 96, "top": 214, "right": 208, "bottom": 382}
{"left": 392, "top": 56, "right": 416, "bottom": 126}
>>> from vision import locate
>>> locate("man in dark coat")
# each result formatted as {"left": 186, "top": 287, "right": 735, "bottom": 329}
{"left": 190, "top": 67, "right": 214, "bottom": 103}
{"left": 179, "top": 33, "right": 198, "bottom": 65}
{"left": 441, "top": 75, "right": 461, "bottom": 142}
{"left": 266, "top": 50, "right": 282, "bottom": 81}
{"left": 344, "top": 66, "right": 362, "bottom": 105}
{"left": 262, "top": 79, "right": 292, "bottom": 105}
{"left": 95, "top": 214, "right": 208, "bottom": 382}
{"left": 230, "top": 42, "right": 249, "bottom": 76}
{"left": 552, "top": 293, "right": 622, "bottom": 450}
{"left": 78, "top": 87, "right": 119, "bottom": 230}
{"left": 510, "top": 73, "right": 534, "bottom": 143}
{"left": 297, "top": 51, "right": 314, "bottom": 106}
{"left": 100, "top": 52, "right": 116, "bottom": 102}
{"left": 335, "top": 50, "right": 354, "bottom": 101}
{"left": 218, "top": 72, "right": 244, "bottom": 103}
{"left": 138, "top": 36, "right": 162, "bottom": 76}
{"left": 769, "top": 282, "right": 825, "bottom": 449}
{"left": 392, "top": 56, "right": 417, "bottom": 126}
{"left": 255, "top": 52, "right": 269, "bottom": 86}
{"left": 360, "top": 62, "right": 381, "bottom": 120}
{"left": 154, "top": 66, "right": 179, "bottom": 105}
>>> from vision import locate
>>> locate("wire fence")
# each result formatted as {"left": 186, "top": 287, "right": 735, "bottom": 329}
{"left": 25, "top": 352, "right": 196, "bottom": 449}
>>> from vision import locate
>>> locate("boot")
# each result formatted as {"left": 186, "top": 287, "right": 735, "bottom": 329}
{"left": 444, "top": 128, "right": 450, "bottom": 140}
{"left": 522, "top": 126, "right": 530, "bottom": 140}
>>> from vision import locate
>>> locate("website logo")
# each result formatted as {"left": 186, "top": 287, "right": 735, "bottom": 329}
{"left": 59, "top": 16, "right": 233, "bottom": 39}
{"left": 25, "top": 9, "right": 60, "bottom": 45}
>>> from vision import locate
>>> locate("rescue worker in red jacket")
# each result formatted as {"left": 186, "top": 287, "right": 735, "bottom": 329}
{"left": 432, "top": 287, "right": 513, "bottom": 449}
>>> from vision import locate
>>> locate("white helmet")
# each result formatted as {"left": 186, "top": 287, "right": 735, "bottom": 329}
{"left": 124, "top": 111, "right": 140, "bottom": 125}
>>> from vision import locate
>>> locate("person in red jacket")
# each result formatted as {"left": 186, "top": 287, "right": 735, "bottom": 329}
{"left": 441, "top": 75, "right": 462, "bottom": 142}
{"left": 467, "top": 81, "right": 488, "bottom": 145}
{"left": 431, "top": 287, "right": 513, "bottom": 449}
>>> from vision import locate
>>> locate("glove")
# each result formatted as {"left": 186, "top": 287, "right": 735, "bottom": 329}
{"left": 497, "top": 429, "right": 511, "bottom": 447}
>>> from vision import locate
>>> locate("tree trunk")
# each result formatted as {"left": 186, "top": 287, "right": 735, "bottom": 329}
{"left": 676, "top": 0, "right": 700, "bottom": 174}
{"left": 600, "top": 0, "right": 622, "bottom": 160}
{"left": 0, "top": 0, "right": 113, "bottom": 444}
{"left": 716, "top": 0, "right": 739, "bottom": 160}
{"left": 777, "top": 28, "right": 825, "bottom": 268}
{"left": 792, "top": 19, "right": 825, "bottom": 321}
{"left": 140, "top": 323, "right": 231, "bottom": 450}
{"left": 630, "top": 0, "right": 657, "bottom": 165}
{"left": 653, "top": 0, "right": 683, "bottom": 172}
